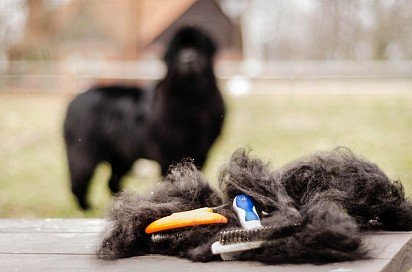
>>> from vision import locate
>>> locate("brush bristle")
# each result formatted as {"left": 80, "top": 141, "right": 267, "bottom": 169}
{"left": 150, "top": 232, "right": 183, "bottom": 243}
{"left": 219, "top": 223, "right": 303, "bottom": 245}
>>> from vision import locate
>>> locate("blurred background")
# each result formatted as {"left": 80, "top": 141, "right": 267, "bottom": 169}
{"left": 0, "top": 0, "right": 411, "bottom": 217}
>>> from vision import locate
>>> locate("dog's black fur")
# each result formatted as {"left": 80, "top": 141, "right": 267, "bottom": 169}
{"left": 97, "top": 148, "right": 412, "bottom": 264}
{"left": 63, "top": 27, "right": 225, "bottom": 209}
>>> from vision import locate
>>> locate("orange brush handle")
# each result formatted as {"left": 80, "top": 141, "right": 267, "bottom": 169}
{"left": 145, "top": 207, "right": 228, "bottom": 234}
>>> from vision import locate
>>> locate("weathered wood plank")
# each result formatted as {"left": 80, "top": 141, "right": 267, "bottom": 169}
{"left": 366, "top": 232, "right": 412, "bottom": 259}
{"left": 0, "top": 219, "right": 410, "bottom": 272}
{"left": 382, "top": 235, "right": 412, "bottom": 272}
{"left": 0, "top": 232, "right": 98, "bottom": 254}
{"left": 0, "top": 219, "right": 104, "bottom": 233}
{"left": 0, "top": 254, "right": 396, "bottom": 272}
{"left": 1, "top": 225, "right": 410, "bottom": 258}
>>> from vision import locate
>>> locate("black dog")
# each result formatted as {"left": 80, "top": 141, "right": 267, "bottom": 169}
{"left": 63, "top": 27, "right": 225, "bottom": 209}
{"left": 97, "top": 148, "right": 412, "bottom": 263}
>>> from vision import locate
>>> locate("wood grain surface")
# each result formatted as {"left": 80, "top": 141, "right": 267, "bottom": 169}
{"left": 0, "top": 219, "right": 410, "bottom": 272}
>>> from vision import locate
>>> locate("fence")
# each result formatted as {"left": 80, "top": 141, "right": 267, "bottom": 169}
{"left": 1, "top": 60, "right": 412, "bottom": 93}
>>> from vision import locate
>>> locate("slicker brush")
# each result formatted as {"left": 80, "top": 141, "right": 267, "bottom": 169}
{"left": 211, "top": 194, "right": 303, "bottom": 261}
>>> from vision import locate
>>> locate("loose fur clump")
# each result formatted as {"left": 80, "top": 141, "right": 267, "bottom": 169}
{"left": 63, "top": 27, "right": 225, "bottom": 209}
{"left": 98, "top": 160, "right": 226, "bottom": 262}
{"left": 97, "top": 148, "right": 412, "bottom": 264}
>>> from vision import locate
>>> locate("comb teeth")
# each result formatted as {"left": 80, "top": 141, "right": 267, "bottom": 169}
{"left": 151, "top": 232, "right": 183, "bottom": 242}
{"left": 219, "top": 223, "right": 302, "bottom": 245}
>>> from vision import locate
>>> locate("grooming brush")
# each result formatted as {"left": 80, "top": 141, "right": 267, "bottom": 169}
{"left": 211, "top": 194, "right": 302, "bottom": 261}
{"left": 211, "top": 222, "right": 303, "bottom": 261}
{"left": 145, "top": 206, "right": 228, "bottom": 242}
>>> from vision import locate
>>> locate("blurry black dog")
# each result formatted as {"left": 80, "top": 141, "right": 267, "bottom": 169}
{"left": 63, "top": 27, "right": 225, "bottom": 209}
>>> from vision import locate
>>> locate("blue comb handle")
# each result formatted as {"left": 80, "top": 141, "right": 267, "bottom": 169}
{"left": 233, "top": 194, "right": 262, "bottom": 229}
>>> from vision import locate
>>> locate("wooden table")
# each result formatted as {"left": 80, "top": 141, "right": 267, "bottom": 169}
{"left": 0, "top": 219, "right": 411, "bottom": 272}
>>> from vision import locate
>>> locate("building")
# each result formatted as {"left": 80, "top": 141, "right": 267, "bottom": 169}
{"left": 9, "top": 0, "right": 241, "bottom": 61}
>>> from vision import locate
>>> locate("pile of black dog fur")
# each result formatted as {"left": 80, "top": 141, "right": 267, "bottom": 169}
{"left": 97, "top": 148, "right": 412, "bottom": 264}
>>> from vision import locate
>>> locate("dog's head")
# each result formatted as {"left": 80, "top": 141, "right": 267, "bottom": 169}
{"left": 164, "top": 27, "right": 217, "bottom": 77}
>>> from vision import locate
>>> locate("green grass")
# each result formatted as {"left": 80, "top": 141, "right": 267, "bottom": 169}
{"left": 0, "top": 89, "right": 411, "bottom": 218}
